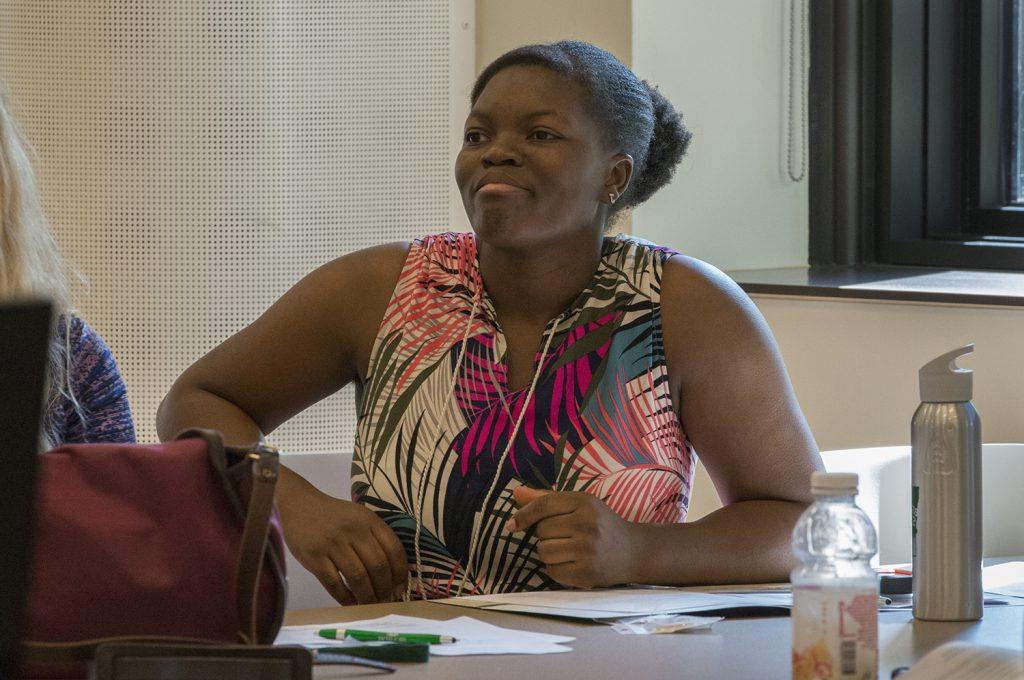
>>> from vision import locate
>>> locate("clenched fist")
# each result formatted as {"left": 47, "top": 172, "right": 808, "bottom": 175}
{"left": 506, "top": 486, "right": 646, "bottom": 589}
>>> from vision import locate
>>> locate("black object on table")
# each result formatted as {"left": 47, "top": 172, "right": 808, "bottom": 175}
{"left": 316, "top": 642, "right": 430, "bottom": 664}
{"left": 880, "top": 574, "right": 913, "bottom": 596}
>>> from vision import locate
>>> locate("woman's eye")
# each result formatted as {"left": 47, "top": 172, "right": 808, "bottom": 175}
{"left": 530, "top": 130, "right": 558, "bottom": 141}
{"left": 464, "top": 131, "right": 484, "bottom": 144}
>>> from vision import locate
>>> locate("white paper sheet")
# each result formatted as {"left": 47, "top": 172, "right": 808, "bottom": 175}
{"left": 275, "top": 614, "right": 574, "bottom": 656}
{"left": 899, "top": 641, "right": 1024, "bottom": 679}
{"left": 984, "top": 562, "right": 1024, "bottom": 598}
{"left": 435, "top": 587, "right": 793, "bottom": 620}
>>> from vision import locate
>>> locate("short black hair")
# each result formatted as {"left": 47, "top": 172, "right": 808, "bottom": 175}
{"left": 471, "top": 40, "right": 692, "bottom": 217}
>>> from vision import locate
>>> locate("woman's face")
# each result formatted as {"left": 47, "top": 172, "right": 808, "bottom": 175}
{"left": 455, "top": 65, "right": 619, "bottom": 250}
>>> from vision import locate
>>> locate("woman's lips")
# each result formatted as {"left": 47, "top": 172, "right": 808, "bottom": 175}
{"left": 476, "top": 182, "right": 528, "bottom": 196}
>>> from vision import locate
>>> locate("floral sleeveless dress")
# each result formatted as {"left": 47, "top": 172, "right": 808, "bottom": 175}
{"left": 352, "top": 232, "right": 693, "bottom": 597}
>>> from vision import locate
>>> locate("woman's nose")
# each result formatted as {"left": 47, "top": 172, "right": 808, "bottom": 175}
{"left": 481, "top": 135, "right": 521, "bottom": 166}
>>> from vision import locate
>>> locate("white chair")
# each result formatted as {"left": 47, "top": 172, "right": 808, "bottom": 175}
{"left": 821, "top": 443, "right": 1024, "bottom": 565}
{"left": 278, "top": 451, "right": 353, "bottom": 611}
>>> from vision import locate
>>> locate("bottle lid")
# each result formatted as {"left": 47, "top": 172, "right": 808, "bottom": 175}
{"left": 919, "top": 344, "right": 974, "bottom": 403}
{"left": 811, "top": 471, "right": 858, "bottom": 496}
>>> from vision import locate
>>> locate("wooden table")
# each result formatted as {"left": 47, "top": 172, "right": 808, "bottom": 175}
{"left": 285, "top": 600, "right": 1024, "bottom": 679}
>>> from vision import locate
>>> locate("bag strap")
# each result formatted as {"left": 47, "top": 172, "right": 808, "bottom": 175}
{"left": 234, "top": 442, "right": 280, "bottom": 645}
{"left": 176, "top": 428, "right": 281, "bottom": 645}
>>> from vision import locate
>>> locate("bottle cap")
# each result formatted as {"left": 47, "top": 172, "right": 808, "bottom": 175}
{"left": 919, "top": 344, "right": 974, "bottom": 403}
{"left": 810, "top": 471, "right": 858, "bottom": 496}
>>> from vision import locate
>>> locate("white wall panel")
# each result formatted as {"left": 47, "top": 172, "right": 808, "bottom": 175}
{"left": 0, "top": 1, "right": 474, "bottom": 448}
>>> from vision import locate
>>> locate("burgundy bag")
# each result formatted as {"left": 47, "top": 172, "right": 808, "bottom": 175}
{"left": 21, "top": 429, "right": 287, "bottom": 676}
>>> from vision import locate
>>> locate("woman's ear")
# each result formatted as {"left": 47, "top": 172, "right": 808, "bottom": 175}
{"left": 603, "top": 153, "right": 634, "bottom": 206}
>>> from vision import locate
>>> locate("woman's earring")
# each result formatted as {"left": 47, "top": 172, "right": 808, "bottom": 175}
{"left": 608, "top": 192, "right": 616, "bottom": 205}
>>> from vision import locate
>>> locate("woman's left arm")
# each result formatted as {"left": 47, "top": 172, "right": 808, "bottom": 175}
{"left": 637, "top": 254, "right": 823, "bottom": 584}
{"left": 510, "top": 254, "right": 822, "bottom": 587}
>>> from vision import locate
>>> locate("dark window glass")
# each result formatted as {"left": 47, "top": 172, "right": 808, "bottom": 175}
{"left": 810, "top": 0, "right": 1024, "bottom": 270}
{"left": 1013, "top": 0, "right": 1024, "bottom": 204}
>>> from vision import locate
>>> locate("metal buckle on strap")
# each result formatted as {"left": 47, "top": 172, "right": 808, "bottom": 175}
{"left": 248, "top": 443, "right": 280, "bottom": 482}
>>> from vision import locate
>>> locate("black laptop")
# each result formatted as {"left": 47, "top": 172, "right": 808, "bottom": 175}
{"left": 0, "top": 299, "right": 53, "bottom": 677}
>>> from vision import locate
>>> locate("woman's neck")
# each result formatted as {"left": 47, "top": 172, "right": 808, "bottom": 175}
{"left": 476, "top": 232, "right": 606, "bottom": 327}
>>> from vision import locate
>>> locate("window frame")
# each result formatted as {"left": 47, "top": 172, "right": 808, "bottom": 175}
{"left": 810, "top": 0, "right": 1024, "bottom": 270}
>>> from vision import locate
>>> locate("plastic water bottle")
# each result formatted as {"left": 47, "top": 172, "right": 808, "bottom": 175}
{"left": 791, "top": 472, "right": 878, "bottom": 680}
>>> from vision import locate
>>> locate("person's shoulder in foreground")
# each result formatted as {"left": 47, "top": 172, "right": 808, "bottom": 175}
{"left": 56, "top": 314, "right": 136, "bottom": 444}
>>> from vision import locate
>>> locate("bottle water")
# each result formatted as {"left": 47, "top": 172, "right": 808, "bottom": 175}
{"left": 911, "top": 344, "right": 982, "bottom": 621}
{"left": 792, "top": 472, "right": 878, "bottom": 680}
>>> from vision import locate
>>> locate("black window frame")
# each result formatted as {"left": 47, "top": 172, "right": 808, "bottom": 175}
{"left": 810, "top": 0, "right": 1024, "bottom": 271}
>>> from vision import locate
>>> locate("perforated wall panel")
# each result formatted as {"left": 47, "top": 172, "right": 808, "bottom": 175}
{"left": 0, "top": 1, "right": 473, "bottom": 448}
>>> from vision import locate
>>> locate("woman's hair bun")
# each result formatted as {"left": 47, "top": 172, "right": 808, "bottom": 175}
{"left": 626, "top": 82, "right": 692, "bottom": 210}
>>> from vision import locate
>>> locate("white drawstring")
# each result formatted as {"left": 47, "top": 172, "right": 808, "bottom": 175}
{"left": 455, "top": 314, "right": 561, "bottom": 597}
{"left": 409, "top": 295, "right": 480, "bottom": 600}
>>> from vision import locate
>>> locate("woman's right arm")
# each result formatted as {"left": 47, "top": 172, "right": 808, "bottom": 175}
{"left": 157, "top": 242, "right": 410, "bottom": 605}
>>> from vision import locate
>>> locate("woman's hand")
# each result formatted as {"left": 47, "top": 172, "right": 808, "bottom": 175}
{"left": 279, "top": 481, "right": 408, "bottom": 605}
{"left": 506, "top": 486, "right": 645, "bottom": 589}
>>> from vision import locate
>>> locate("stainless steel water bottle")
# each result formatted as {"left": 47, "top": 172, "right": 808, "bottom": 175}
{"left": 911, "top": 344, "right": 982, "bottom": 621}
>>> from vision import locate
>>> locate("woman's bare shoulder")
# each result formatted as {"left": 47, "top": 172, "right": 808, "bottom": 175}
{"left": 316, "top": 241, "right": 412, "bottom": 290}
{"left": 658, "top": 253, "right": 778, "bottom": 385}
{"left": 308, "top": 241, "right": 412, "bottom": 346}
{"left": 660, "top": 253, "right": 761, "bottom": 324}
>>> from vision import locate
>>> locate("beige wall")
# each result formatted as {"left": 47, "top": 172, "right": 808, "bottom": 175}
{"left": 475, "top": 0, "right": 630, "bottom": 71}
{"left": 687, "top": 296, "right": 1024, "bottom": 519}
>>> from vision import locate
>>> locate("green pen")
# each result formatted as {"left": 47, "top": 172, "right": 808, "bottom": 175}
{"left": 317, "top": 628, "right": 456, "bottom": 644}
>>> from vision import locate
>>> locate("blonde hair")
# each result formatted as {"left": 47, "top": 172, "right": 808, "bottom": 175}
{"left": 0, "top": 88, "right": 83, "bottom": 449}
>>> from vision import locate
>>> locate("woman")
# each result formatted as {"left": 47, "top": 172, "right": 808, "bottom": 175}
{"left": 1, "top": 89, "right": 136, "bottom": 448}
{"left": 158, "top": 41, "right": 822, "bottom": 604}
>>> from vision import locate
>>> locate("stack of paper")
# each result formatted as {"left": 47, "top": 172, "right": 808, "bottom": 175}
{"left": 898, "top": 640, "right": 1024, "bottom": 679}
{"left": 275, "top": 614, "right": 574, "bottom": 655}
{"left": 984, "top": 562, "right": 1024, "bottom": 598}
{"left": 434, "top": 570, "right": 1024, "bottom": 621}
{"left": 435, "top": 587, "right": 793, "bottom": 620}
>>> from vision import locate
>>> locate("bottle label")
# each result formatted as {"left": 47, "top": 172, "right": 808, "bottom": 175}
{"left": 911, "top": 485, "right": 919, "bottom": 558}
{"left": 792, "top": 585, "right": 877, "bottom": 680}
